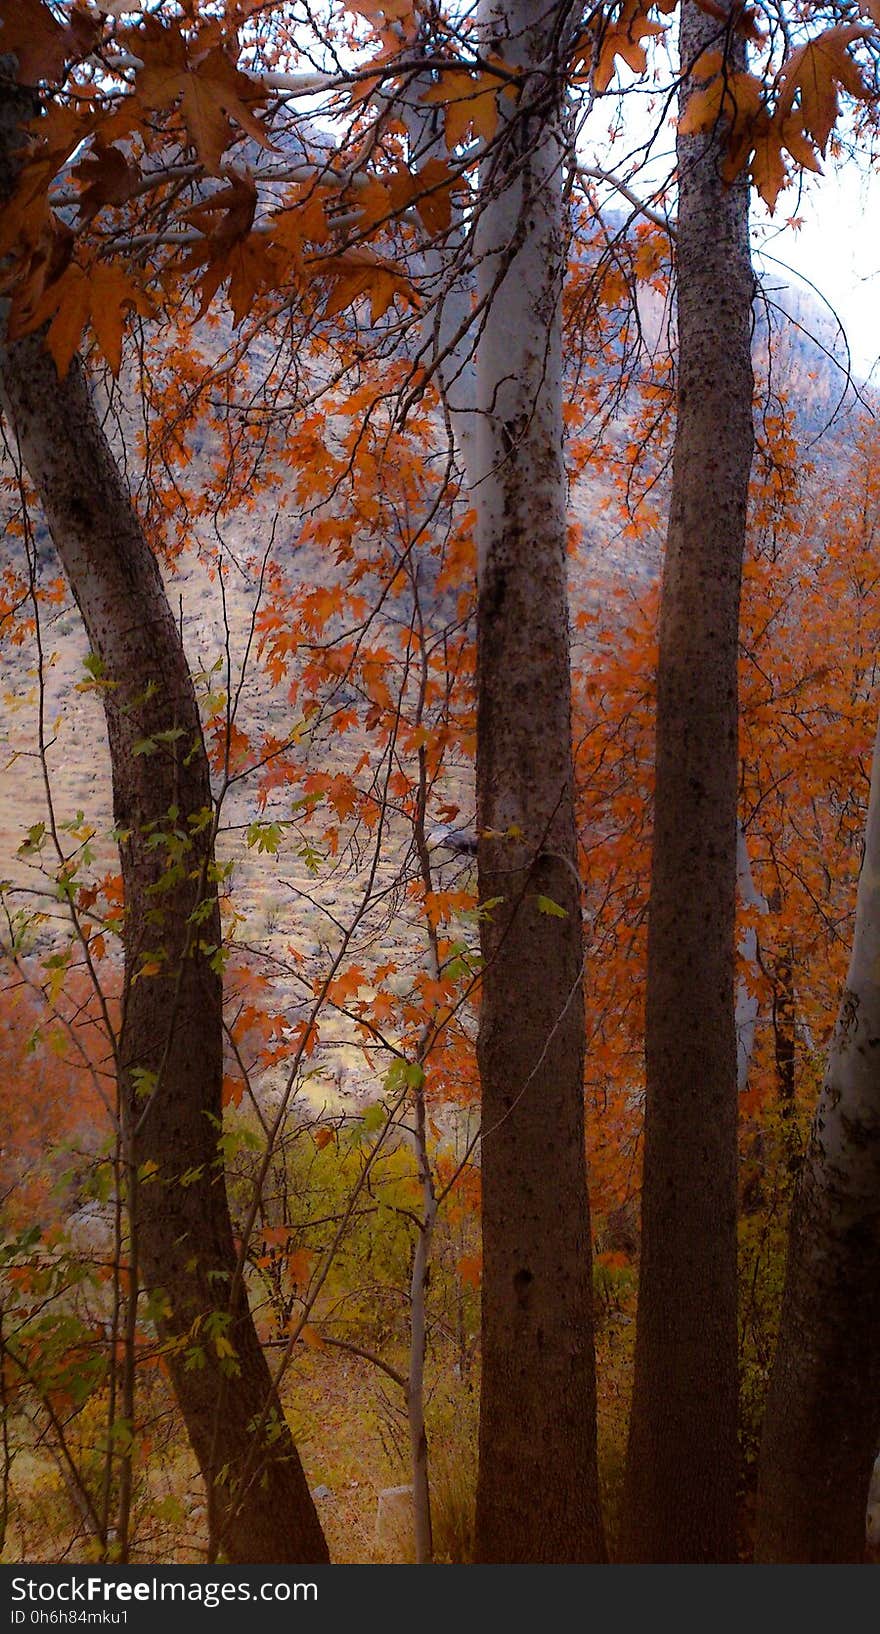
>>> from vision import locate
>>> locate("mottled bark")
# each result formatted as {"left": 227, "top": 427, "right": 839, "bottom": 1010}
{"left": 471, "top": 0, "right": 605, "bottom": 1564}
{"left": 619, "top": 6, "right": 755, "bottom": 1562}
{"left": 0, "top": 70, "right": 328, "bottom": 1561}
{"left": 756, "top": 722, "right": 880, "bottom": 1562}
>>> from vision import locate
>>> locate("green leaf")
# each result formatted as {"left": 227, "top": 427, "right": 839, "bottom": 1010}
{"left": 247, "top": 820, "right": 285, "bottom": 854}
{"left": 361, "top": 1101, "right": 387, "bottom": 1133}
{"left": 536, "top": 894, "right": 568, "bottom": 918}
{"left": 131, "top": 1066, "right": 158, "bottom": 1101}
{"left": 18, "top": 822, "right": 46, "bottom": 856}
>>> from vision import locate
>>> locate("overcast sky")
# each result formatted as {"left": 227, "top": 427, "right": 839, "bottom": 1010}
{"left": 761, "top": 159, "right": 880, "bottom": 382}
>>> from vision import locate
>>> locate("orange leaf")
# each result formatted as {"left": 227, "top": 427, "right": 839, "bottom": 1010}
{"left": 421, "top": 69, "right": 501, "bottom": 148}
{"left": 457, "top": 1253, "right": 482, "bottom": 1288}
{"left": 594, "top": 2, "right": 666, "bottom": 95}
{"left": 286, "top": 1249, "right": 312, "bottom": 1284}
{"left": 135, "top": 21, "right": 271, "bottom": 172}
{"left": 19, "top": 257, "right": 155, "bottom": 377}
{"left": 222, "top": 1074, "right": 245, "bottom": 1109}
{"left": 412, "top": 157, "right": 454, "bottom": 235}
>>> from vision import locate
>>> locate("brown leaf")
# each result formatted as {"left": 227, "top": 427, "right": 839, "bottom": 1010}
{"left": 135, "top": 20, "right": 271, "bottom": 172}
{"left": 776, "top": 24, "right": 869, "bottom": 154}
{"left": 412, "top": 157, "right": 454, "bottom": 235}
{"left": 73, "top": 143, "right": 140, "bottom": 222}
{"left": 0, "top": 0, "right": 70, "bottom": 85}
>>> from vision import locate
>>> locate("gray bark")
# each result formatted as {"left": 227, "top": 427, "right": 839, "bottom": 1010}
{"left": 756, "top": 717, "right": 880, "bottom": 1562}
{"left": 471, "top": 0, "right": 606, "bottom": 1564}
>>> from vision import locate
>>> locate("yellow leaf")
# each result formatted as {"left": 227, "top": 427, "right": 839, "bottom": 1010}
{"left": 679, "top": 68, "right": 763, "bottom": 139}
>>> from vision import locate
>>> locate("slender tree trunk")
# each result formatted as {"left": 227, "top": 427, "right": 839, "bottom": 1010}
{"left": 767, "top": 885, "right": 796, "bottom": 1115}
{"left": 471, "top": 0, "right": 605, "bottom": 1564}
{"left": 0, "top": 337, "right": 329, "bottom": 1564}
{"left": 407, "top": 1108, "right": 436, "bottom": 1566}
{"left": 755, "top": 720, "right": 880, "bottom": 1562}
{"left": 0, "top": 73, "right": 328, "bottom": 1559}
{"left": 736, "top": 824, "right": 766, "bottom": 1093}
{"left": 619, "top": 6, "right": 755, "bottom": 1563}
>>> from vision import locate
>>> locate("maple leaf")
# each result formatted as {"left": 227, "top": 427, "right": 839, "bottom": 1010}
{"left": 27, "top": 261, "right": 152, "bottom": 377}
{"left": 73, "top": 143, "right": 140, "bottom": 222}
{"left": 323, "top": 250, "right": 417, "bottom": 325}
{"left": 183, "top": 167, "right": 254, "bottom": 238}
{"left": 348, "top": 175, "right": 392, "bottom": 230}
{"left": 679, "top": 67, "right": 764, "bottom": 141}
{"left": 268, "top": 184, "right": 332, "bottom": 282}
{"left": 0, "top": 0, "right": 72, "bottom": 85}
{"left": 776, "top": 24, "right": 870, "bottom": 155}
{"left": 222, "top": 1073, "right": 245, "bottom": 1109}
{"left": 134, "top": 21, "right": 270, "bottom": 172}
{"left": 412, "top": 157, "right": 454, "bottom": 235}
{"left": 680, "top": 48, "right": 830, "bottom": 207}
{"left": 679, "top": 64, "right": 767, "bottom": 185}
{"left": 422, "top": 69, "right": 501, "bottom": 149}
{"left": 594, "top": 1, "right": 666, "bottom": 95}
{"left": 749, "top": 114, "right": 821, "bottom": 213}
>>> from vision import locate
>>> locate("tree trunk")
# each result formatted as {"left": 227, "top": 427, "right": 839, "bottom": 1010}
{"left": 755, "top": 720, "right": 880, "bottom": 1563}
{"left": 736, "top": 824, "right": 766, "bottom": 1094}
{"left": 1, "top": 74, "right": 328, "bottom": 1559}
{"left": 0, "top": 336, "right": 329, "bottom": 1564}
{"left": 471, "top": 0, "right": 606, "bottom": 1564}
{"left": 619, "top": 5, "right": 755, "bottom": 1563}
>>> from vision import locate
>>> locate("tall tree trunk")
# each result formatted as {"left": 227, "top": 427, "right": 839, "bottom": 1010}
{"left": 0, "top": 70, "right": 328, "bottom": 1563}
{"left": 736, "top": 824, "right": 766, "bottom": 1094}
{"left": 471, "top": 0, "right": 605, "bottom": 1564}
{"left": 755, "top": 721, "right": 880, "bottom": 1563}
{"left": 619, "top": 6, "right": 755, "bottom": 1563}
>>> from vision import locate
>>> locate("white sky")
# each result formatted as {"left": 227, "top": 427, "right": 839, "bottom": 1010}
{"left": 759, "top": 159, "right": 880, "bottom": 382}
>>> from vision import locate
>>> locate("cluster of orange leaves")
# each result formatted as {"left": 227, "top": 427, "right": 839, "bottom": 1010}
{"left": 0, "top": 0, "right": 875, "bottom": 380}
